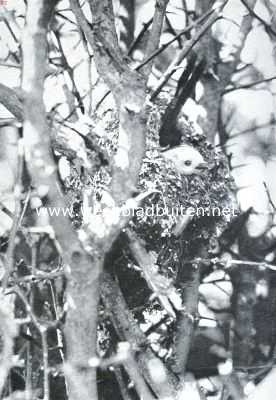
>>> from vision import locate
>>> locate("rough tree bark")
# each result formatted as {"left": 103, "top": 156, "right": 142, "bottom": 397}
{"left": 20, "top": 0, "right": 170, "bottom": 398}
{"left": 20, "top": 1, "right": 102, "bottom": 399}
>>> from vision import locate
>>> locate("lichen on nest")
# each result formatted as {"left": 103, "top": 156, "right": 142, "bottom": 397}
{"left": 59, "top": 101, "right": 237, "bottom": 245}
{"left": 131, "top": 103, "right": 237, "bottom": 244}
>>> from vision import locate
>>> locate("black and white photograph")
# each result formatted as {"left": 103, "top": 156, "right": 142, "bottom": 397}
{"left": 0, "top": 0, "right": 276, "bottom": 399}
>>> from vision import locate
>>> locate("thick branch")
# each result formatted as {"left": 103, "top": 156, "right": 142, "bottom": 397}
{"left": 71, "top": 0, "right": 143, "bottom": 103}
{"left": 88, "top": 0, "right": 121, "bottom": 56}
{"left": 217, "top": 0, "right": 259, "bottom": 368}
{"left": 159, "top": 56, "right": 206, "bottom": 147}
{"left": 0, "top": 304, "right": 18, "bottom": 397}
{"left": 126, "top": 228, "right": 176, "bottom": 317}
{"left": 21, "top": 2, "right": 100, "bottom": 400}
{"left": 21, "top": 0, "right": 89, "bottom": 276}
{"left": 70, "top": 0, "right": 147, "bottom": 203}
{"left": 248, "top": 369, "right": 276, "bottom": 400}
{"left": 173, "top": 262, "right": 200, "bottom": 375}
{"left": 0, "top": 83, "right": 23, "bottom": 121}
{"left": 232, "top": 267, "right": 257, "bottom": 367}
{"left": 142, "top": 0, "right": 169, "bottom": 77}
{"left": 102, "top": 272, "right": 179, "bottom": 398}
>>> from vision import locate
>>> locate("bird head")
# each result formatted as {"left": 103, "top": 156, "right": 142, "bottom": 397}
{"left": 162, "top": 144, "right": 208, "bottom": 176}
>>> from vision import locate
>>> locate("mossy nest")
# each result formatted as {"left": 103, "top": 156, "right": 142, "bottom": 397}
{"left": 131, "top": 104, "right": 237, "bottom": 251}
{"left": 60, "top": 101, "right": 237, "bottom": 260}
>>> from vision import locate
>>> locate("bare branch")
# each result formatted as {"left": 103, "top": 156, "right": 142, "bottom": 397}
{"left": 0, "top": 300, "right": 18, "bottom": 397}
{"left": 240, "top": 0, "right": 276, "bottom": 36}
{"left": 127, "top": 18, "right": 153, "bottom": 56}
{"left": 88, "top": 0, "right": 121, "bottom": 56}
{"left": 21, "top": 2, "right": 100, "bottom": 400}
{"left": 70, "top": 0, "right": 139, "bottom": 102}
{"left": 70, "top": 0, "right": 147, "bottom": 203}
{"left": 223, "top": 75, "right": 276, "bottom": 94}
{"left": 0, "top": 83, "right": 23, "bottom": 121}
{"left": 150, "top": 2, "right": 226, "bottom": 100}
{"left": 136, "top": 7, "right": 214, "bottom": 72}
{"left": 159, "top": 56, "right": 206, "bottom": 147}
{"left": 173, "top": 261, "right": 200, "bottom": 376}
{"left": 219, "top": 373, "right": 244, "bottom": 400}
{"left": 101, "top": 272, "right": 180, "bottom": 398}
{"left": 247, "top": 369, "right": 276, "bottom": 400}
{"left": 142, "top": 0, "right": 169, "bottom": 76}
{"left": 52, "top": 30, "right": 85, "bottom": 114}
{"left": 13, "top": 287, "right": 51, "bottom": 400}
{"left": 95, "top": 9, "right": 214, "bottom": 106}
{"left": 21, "top": 0, "right": 85, "bottom": 268}
{"left": 2, "top": 140, "right": 24, "bottom": 290}
{"left": 113, "top": 368, "right": 132, "bottom": 400}
{"left": 123, "top": 354, "right": 156, "bottom": 400}
{"left": 183, "top": 256, "right": 276, "bottom": 271}
{"left": 126, "top": 228, "right": 177, "bottom": 318}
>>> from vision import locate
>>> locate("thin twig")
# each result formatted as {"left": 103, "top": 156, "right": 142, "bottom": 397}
{"left": 223, "top": 75, "right": 276, "bottom": 94}
{"left": 240, "top": 0, "right": 276, "bottom": 36}
{"left": 136, "top": 7, "right": 214, "bottom": 72}
{"left": 56, "top": 11, "right": 78, "bottom": 26}
{"left": 0, "top": 201, "right": 14, "bottom": 219}
{"left": 165, "top": 14, "right": 184, "bottom": 48}
{"left": 264, "top": 181, "right": 276, "bottom": 211}
{"left": 127, "top": 18, "right": 153, "bottom": 56}
{"left": 3, "top": 139, "right": 24, "bottom": 290}
{"left": 83, "top": 6, "right": 218, "bottom": 110}
{"left": 52, "top": 30, "right": 85, "bottom": 114}
{"left": 150, "top": 2, "right": 225, "bottom": 100}
{"left": 230, "top": 259, "right": 276, "bottom": 271}
{"left": 185, "top": 256, "right": 276, "bottom": 271}
{"left": 12, "top": 287, "right": 50, "bottom": 400}
{"left": 41, "top": 330, "right": 49, "bottom": 400}
{"left": 11, "top": 269, "right": 65, "bottom": 285}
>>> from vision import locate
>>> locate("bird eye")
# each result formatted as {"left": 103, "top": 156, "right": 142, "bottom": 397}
{"left": 184, "top": 160, "right": 192, "bottom": 166}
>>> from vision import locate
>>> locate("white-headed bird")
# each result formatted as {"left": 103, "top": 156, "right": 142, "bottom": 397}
{"left": 161, "top": 144, "right": 207, "bottom": 236}
{"left": 162, "top": 144, "right": 207, "bottom": 176}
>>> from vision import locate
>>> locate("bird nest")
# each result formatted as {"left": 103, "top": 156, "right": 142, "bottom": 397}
{"left": 132, "top": 104, "right": 236, "bottom": 248}
{"left": 59, "top": 101, "right": 236, "bottom": 256}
